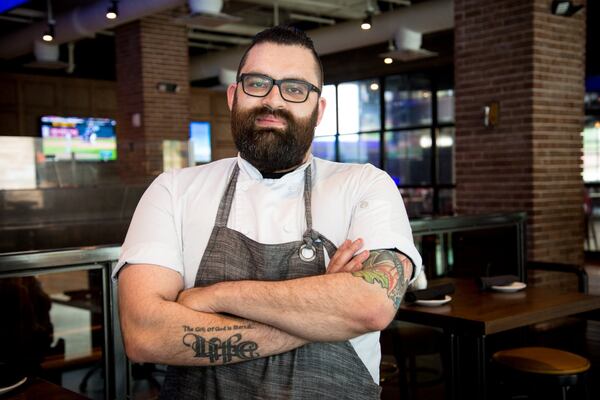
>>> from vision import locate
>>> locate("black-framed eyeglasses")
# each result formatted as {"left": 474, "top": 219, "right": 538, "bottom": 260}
{"left": 238, "top": 73, "right": 321, "bottom": 103}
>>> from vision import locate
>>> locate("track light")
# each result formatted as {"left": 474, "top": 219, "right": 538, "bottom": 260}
{"left": 361, "top": 13, "right": 372, "bottom": 30}
{"left": 382, "top": 39, "right": 394, "bottom": 64}
{"left": 43, "top": 0, "right": 54, "bottom": 42}
{"left": 550, "top": 0, "right": 583, "bottom": 16}
{"left": 106, "top": 0, "right": 119, "bottom": 20}
{"left": 42, "top": 23, "right": 54, "bottom": 42}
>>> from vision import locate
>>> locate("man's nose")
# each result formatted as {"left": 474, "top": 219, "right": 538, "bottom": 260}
{"left": 261, "top": 84, "right": 286, "bottom": 109}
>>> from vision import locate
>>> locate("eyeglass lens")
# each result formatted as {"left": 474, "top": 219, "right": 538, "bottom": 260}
{"left": 242, "top": 75, "right": 310, "bottom": 103}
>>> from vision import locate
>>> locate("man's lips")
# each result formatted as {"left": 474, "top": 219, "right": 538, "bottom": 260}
{"left": 255, "top": 115, "right": 287, "bottom": 128}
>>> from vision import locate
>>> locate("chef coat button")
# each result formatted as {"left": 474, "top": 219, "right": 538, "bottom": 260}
{"left": 283, "top": 225, "right": 292, "bottom": 233}
{"left": 360, "top": 201, "right": 369, "bottom": 209}
{"left": 240, "top": 183, "right": 249, "bottom": 191}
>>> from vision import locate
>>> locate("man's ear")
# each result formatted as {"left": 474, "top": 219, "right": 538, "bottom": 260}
{"left": 226, "top": 83, "right": 237, "bottom": 111}
{"left": 316, "top": 96, "right": 326, "bottom": 126}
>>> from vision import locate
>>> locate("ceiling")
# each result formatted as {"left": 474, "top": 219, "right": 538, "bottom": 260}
{"left": 0, "top": 0, "right": 443, "bottom": 81}
{"left": 0, "top": 0, "right": 597, "bottom": 85}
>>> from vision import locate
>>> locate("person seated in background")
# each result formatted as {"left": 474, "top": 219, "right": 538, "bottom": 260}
{"left": 114, "top": 25, "right": 422, "bottom": 400}
{"left": 0, "top": 276, "right": 54, "bottom": 387}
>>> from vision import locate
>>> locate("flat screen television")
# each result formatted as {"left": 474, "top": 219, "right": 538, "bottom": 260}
{"left": 190, "top": 121, "right": 211, "bottom": 164}
{"left": 40, "top": 115, "right": 117, "bottom": 161}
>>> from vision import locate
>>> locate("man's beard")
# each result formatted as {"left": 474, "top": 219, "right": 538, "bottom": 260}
{"left": 231, "top": 98, "right": 318, "bottom": 173}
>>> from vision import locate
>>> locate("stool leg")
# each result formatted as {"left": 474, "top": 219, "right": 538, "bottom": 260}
{"left": 408, "top": 354, "right": 418, "bottom": 399}
{"left": 583, "top": 372, "right": 591, "bottom": 400}
{"left": 395, "top": 353, "right": 410, "bottom": 400}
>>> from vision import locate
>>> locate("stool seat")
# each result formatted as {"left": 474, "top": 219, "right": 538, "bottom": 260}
{"left": 493, "top": 347, "right": 590, "bottom": 375}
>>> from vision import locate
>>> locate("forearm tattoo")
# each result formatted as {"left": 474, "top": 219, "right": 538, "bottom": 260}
{"left": 352, "top": 250, "right": 410, "bottom": 309}
{"left": 181, "top": 324, "right": 259, "bottom": 364}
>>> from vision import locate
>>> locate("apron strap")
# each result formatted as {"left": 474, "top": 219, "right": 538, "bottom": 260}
{"left": 301, "top": 164, "right": 338, "bottom": 259}
{"left": 303, "top": 165, "right": 313, "bottom": 231}
{"left": 215, "top": 164, "right": 240, "bottom": 227}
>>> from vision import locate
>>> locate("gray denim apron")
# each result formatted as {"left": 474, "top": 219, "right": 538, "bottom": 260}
{"left": 160, "top": 163, "right": 381, "bottom": 399}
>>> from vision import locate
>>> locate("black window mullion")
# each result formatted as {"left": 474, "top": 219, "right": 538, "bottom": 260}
{"left": 334, "top": 84, "right": 340, "bottom": 162}
{"left": 379, "top": 77, "right": 386, "bottom": 170}
{"left": 431, "top": 74, "right": 440, "bottom": 215}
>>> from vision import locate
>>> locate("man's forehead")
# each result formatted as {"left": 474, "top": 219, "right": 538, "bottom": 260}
{"left": 240, "top": 43, "right": 320, "bottom": 83}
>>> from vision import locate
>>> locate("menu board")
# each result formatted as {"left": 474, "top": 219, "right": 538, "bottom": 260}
{"left": 0, "top": 137, "right": 37, "bottom": 190}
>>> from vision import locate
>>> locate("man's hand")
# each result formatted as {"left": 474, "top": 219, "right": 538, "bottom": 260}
{"left": 177, "top": 286, "right": 217, "bottom": 313}
{"left": 326, "top": 238, "right": 370, "bottom": 274}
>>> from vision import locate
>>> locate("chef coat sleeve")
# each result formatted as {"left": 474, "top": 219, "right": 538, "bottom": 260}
{"left": 347, "top": 164, "right": 422, "bottom": 283}
{"left": 112, "top": 171, "right": 183, "bottom": 281}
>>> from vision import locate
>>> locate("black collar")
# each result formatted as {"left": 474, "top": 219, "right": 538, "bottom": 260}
{"left": 260, "top": 170, "right": 292, "bottom": 179}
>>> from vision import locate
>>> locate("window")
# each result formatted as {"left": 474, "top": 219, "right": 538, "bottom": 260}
{"left": 315, "top": 85, "right": 337, "bottom": 137}
{"left": 339, "top": 133, "right": 380, "bottom": 166}
{"left": 437, "top": 89, "right": 455, "bottom": 124}
{"left": 385, "top": 129, "right": 431, "bottom": 185}
{"left": 316, "top": 72, "right": 455, "bottom": 217}
{"left": 338, "top": 79, "right": 380, "bottom": 134}
{"left": 312, "top": 135, "right": 336, "bottom": 161}
{"left": 385, "top": 75, "right": 432, "bottom": 129}
{"left": 583, "top": 116, "right": 600, "bottom": 182}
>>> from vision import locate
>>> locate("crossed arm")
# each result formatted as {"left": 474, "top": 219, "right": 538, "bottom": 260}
{"left": 118, "top": 239, "right": 413, "bottom": 366}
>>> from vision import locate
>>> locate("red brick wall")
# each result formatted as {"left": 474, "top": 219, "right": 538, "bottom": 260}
{"left": 454, "top": 0, "right": 586, "bottom": 265}
{"left": 115, "top": 10, "right": 190, "bottom": 181}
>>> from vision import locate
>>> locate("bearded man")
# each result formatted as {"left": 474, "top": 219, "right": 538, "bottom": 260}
{"left": 114, "top": 26, "right": 421, "bottom": 400}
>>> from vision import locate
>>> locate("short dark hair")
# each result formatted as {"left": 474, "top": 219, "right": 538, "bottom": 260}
{"left": 236, "top": 25, "right": 324, "bottom": 88}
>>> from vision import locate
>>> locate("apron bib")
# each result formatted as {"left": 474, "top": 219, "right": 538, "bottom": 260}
{"left": 160, "top": 164, "right": 381, "bottom": 399}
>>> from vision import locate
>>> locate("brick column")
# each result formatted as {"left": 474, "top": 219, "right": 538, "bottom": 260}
{"left": 115, "top": 10, "right": 190, "bottom": 181}
{"left": 454, "top": 0, "right": 586, "bottom": 264}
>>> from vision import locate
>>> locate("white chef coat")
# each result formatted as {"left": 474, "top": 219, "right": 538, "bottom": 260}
{"left": 114, "top": 154, "right": 422, "bottom": 383}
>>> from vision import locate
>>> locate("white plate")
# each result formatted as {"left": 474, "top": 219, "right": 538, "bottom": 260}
{"left": 414, "top": 295, "right": 452, "bottom": 307}
{"left": 0, "top": 376, "right": 27, "bottom": 395}
{"left": 491, "top": 281, "right": 527, "bottom": 292}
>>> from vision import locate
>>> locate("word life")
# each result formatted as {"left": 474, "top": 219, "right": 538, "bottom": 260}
{"left": 183, "top": 333, "right": 259, "bottom": 364}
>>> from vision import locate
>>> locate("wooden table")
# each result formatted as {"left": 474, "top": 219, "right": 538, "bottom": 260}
{"left": 396, "top": 278, "right": 600, "bottom": 400}
{"left": 1, "top": 377, "right": 89, "bottom": 399}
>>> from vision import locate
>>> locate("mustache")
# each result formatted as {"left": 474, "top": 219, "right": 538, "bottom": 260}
{"left": 248, "top": 106, "right": 294, "bottom": 125}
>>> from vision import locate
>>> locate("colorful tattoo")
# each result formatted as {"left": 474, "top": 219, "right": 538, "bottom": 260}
{"left": 352, "top": 250, "right": 410, "bottom": 309}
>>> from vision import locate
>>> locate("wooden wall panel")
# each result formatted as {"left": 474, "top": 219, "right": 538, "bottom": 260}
{"left": 0, "top": 79, "right": 17, "bottom": 105}
{"left": 92, "top": 83, "right": 117, "bottom": 115}
{"left": 191, "top": 87, "right": 235, "bottom": 161}
{"left": 22, "top": 81, "right": 56, "bottom": 108}
{"left": 63, "top": 84, "right": 91, "bottom": 112}
{"left": 0, "top": 73, "right": 118, "bottom": 137}
{"left": 0, "top": 111, "right": 19, "bottom": 135}
{"left": 190, "top": 90, "right": 211, "bottom": 116}
{"left": 0, "top": 74, "right": 234, "bottom": 163}
{"left": 210, "top": 93, "right": 230, "bottom": 117}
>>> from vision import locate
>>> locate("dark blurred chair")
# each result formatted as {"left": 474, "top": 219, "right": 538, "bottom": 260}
{"left": 526, "top": 261, "right": 591, "bottom": 352}
{"left": 381, "top": 320, "right": 444, "bottom": 400}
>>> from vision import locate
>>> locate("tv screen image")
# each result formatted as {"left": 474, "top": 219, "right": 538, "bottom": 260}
{"left": 41, "top": 116, "right": 117, "bottom": 161}
{"left": 190, "top": 121, "right": 211, "bottom": 164}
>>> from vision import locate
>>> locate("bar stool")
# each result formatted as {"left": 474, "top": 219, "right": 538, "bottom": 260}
{"left": 492, "top": 346, "right": 591, "bottom": 400}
